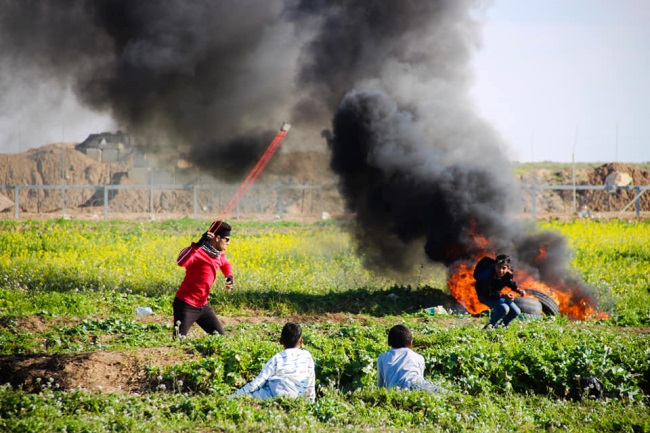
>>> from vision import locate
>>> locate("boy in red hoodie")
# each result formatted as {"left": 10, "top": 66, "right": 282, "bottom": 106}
{"left": 173, "top": 221, "right": 234, "bottom": 337}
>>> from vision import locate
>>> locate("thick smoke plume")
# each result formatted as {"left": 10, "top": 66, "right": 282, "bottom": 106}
{"left": 0, "top": 0, "right": 596, "bottom": 303}
{"left": 294, "top": 0, "right": 595, "bottom": 303}
{"left": 0, "top": 0, "right": 299, "bottom": 178}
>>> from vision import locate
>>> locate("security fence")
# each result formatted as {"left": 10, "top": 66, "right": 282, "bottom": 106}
{"left": 0, "top": 183, "right": 648, "bottom": 220}
{"left": 521, "top": 185, "right": 649, "bottom": 218}
{"left": 0, "top": 184, "right": 341, "bottom": 220}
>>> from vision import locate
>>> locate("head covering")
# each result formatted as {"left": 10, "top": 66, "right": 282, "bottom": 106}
{"left": 495, "top": 254, "right": 511, "bottom": 264}
{"left": 209, "top": 220, "right": 231, "bottom": 238}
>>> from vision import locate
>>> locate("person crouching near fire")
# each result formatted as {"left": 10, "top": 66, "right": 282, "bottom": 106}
{"left": 377, "top": 324, "right": 446, "bottom": 394}
{"left": 173, "top": 220, "right": 234, "bottom": 338}
{"left": 474, "top": 254, "right": 526, "bottom": 329}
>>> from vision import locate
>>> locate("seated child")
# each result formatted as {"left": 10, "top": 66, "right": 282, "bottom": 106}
{"left": 229, "top": 322, "right": 316, "bottom": 401}
{"left": 377, "top": 324, "right": 445, "bottom": 393}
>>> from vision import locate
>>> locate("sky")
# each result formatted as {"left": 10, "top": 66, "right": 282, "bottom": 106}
{"left": 1, "top": 0, "right": 648, "bottom": 163}
{"left": 470, "top": 0, "right": 650, "bottom": 162}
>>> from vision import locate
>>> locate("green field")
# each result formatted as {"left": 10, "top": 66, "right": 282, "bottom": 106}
{"left": 0, "top": 218, "right": 649, "bottom": 432}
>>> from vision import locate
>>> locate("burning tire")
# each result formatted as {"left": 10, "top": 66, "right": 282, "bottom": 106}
{"left": 527, "top": 289, "right": 560, "bottom": 316}
{"left": 513, "top": 296, "right": 543, "bottom": 316}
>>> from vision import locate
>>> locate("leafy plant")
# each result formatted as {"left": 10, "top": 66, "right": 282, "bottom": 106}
{"left": 1, "top": 219, "right": 649, "bottom": 431}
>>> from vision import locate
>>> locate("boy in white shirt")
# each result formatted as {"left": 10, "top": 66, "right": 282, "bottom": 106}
{"left": 230, "top": 322, "right": 316, "bottom": 402}
{"left": 377, "top": 324, "right": 445, "bottom": 393}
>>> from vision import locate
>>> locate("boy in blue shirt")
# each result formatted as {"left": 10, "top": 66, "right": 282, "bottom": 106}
{"left": 377, "top": 324, "right": 445, "bottom": 393}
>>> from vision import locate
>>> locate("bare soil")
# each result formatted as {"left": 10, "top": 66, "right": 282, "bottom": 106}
{"left": 0, "top": 347, "right": 184, "bottom": 394}
{"left": 516, "top": 163, "right": 650, "bottom": 216}
{"left": 0, "top": 312, "right": 467, "bottom": 394}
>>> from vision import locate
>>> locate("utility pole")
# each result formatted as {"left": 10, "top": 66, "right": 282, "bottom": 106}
{"left": 530, "top": 130, "right": 535, "bottom": 162}
{"left": 61, "top": 149, "right": 66, "bottom": 216}
{"left": 572, "top": 124, "right": 579, "bottom": 214}
{"left": 615, "top": 123, "right": 619, "bottom": 162}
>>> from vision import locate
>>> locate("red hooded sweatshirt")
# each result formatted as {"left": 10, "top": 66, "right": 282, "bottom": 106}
{"left": 174, "top": 243, "right": 233, "bottom": 307}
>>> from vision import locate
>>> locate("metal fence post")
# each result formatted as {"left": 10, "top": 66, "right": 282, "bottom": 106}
{"left": 277, "top": 186, "right": 284, "bottom": 218}
{"left": 62, "top": 185, "right": 66, "bottom": 217}
{"left": 149, "top": 170, "right": 154, "bottom": 220}
{"left": 636, "top": 186, "right": 641, "bottom": 217}
{"left": 193, "top": 185, "right": 198, "bottom": 219}
{"left": 104, "top": 186, "right": 109, "bottom": 219}
{"left": 61, "top": 150, "right": 66, "bottom": 217}
{"left": 14, "top": 186, "right": 19, "bottom": 219}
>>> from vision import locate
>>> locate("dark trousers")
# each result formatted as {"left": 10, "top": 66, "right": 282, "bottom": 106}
{"left": 173, "top": 297, "right": 225, "bottom": 337}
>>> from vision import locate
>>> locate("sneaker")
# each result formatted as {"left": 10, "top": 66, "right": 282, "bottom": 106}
{"left": 483, "top": 323, "right": 494, "bottom": 330}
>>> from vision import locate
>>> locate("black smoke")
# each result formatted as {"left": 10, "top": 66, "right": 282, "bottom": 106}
{"left": 0, "top": 0, "right": 298, "bottom": 178}
{"left": 291, "top": 0, "right": 522, "bottom": 267}
{"left": 0, "top": 0, "right": 596, "bottom": 303}
{"left": 296, "top": 1, "right": 596, "bottom": 307}
{"left": 325, "top": 89, "right": 594, "bottom": 306}
{"left": 288, "top": 1, "right": 480, "bottom": 124}
{"left": 326, "top": 89, "right": 518, "bottom": 266}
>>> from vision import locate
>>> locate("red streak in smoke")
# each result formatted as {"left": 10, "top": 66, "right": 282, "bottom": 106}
{"left": 209, "top": 123, "right": 290, "bottom": 233}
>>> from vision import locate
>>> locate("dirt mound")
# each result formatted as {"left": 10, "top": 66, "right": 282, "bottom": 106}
{"left": 552, "top": 163, "right": 650, "bottom": 213}
{"left": 266, "top": 149, "right": 336, "bottom": 185}
{"left": 581, "top": 163, "right": 650, "bottom": 212}
{"left": 1, "top": 311, "right": 467, "bottom": 394}
{"left": 0, "top": 143, "right": 130, "bottom": 214}
{"left": 0, "top": 347, "right": 186, "bottom": 393}
{"left": 518, "top": 162, "right": 650, "bottom": 215}
{"left": 1, "top": 142, "right": 648, "bottom": 218}
{"left": 0, "top": 142, "right": 344, "bottom": 217}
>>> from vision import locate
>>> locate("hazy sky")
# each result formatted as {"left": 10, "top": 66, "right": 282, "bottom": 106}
{"left": 471, "top": 0, "right": 650, "bottom": 162}
{"left": 1, "top": 0, "right": 648, "bottom": 163}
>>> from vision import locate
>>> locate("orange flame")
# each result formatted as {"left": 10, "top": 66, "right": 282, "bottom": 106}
{"left": 469, "top": 228, "right": 489, "bottom": 250}
{"left": 448, "top": 261, "right": 489, "bottom": 315}
{"left": 447, "top": 244, "right": 608, "bottom": 321}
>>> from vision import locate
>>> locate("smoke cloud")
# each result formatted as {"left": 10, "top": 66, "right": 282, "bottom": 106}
{"left": 293, "top": 0, "right": 594, "bottom": 302}
{"left": 0, "top": 0, "right": 301, "bottom": 178}
{"left": 0, "top": 0, "right": 595, "bottom": 302}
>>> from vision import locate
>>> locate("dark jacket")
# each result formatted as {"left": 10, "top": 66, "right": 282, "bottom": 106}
{"left": 475, "top": 273, "right": 519, "bottom": 301}
{"left": 473, "top": 257, "right": 519, "bottom": 301}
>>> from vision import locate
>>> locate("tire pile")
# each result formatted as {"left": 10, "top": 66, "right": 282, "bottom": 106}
{"left": 514, "top": 289, "right": 560, "bottom": 318}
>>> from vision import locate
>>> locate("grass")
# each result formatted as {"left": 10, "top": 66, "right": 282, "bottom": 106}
{"left": 512, "top": 161, "right": 650, "bottom": 177}
{"left": 0, "top": 218, "right": 649, "bottom": 432}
